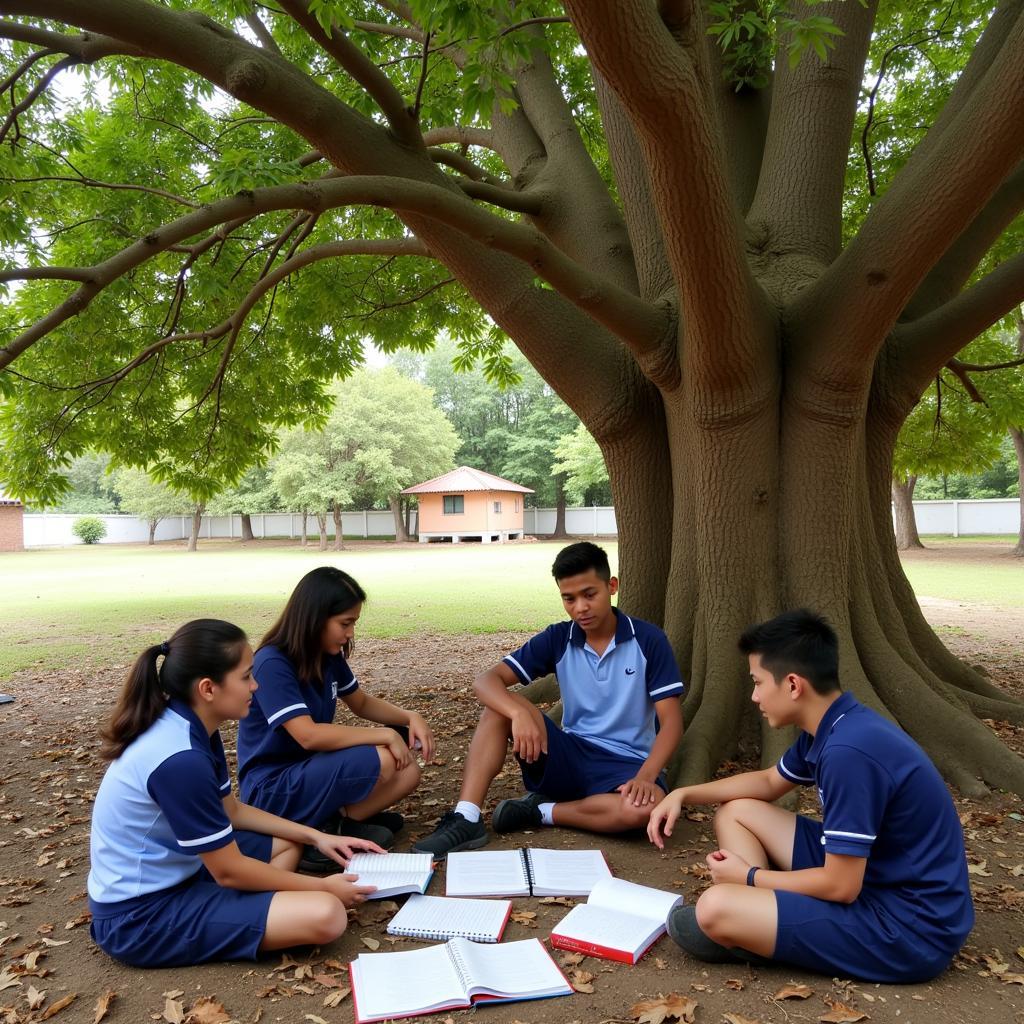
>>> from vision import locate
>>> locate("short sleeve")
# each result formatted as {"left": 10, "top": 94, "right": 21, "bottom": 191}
{"left": 252, "top": 650, "right": 312, "bottom": 729}
{"left": 328, "top": 653, "right": 359, "bottom": 697}
{"left": 502, "top": 624, "right": 567, "bottom": 685}
{"left": 210, "top": 731, "right": 232, "bottom": 795}
{"left": 819, "top": 744, "right": 893, "bottom": 858}
{"left": 147, "top": 750, "right": 234, "bottom": 854}
{"left": 777, "top": 733, "right": 815, "bottom": 785}
{"left": 637, "top": 625, "right": 685, "bottom": 700}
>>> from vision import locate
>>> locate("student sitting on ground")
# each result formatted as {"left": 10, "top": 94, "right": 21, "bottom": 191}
{"left": 88, "top": 619, "right": 381, "bottom": 968}
{"left": 237, "top": 567, "right": 431, "bottom": 860}
{"left": 413, "top": 541, "right": 684, "bottom": 858}
{"left": 648, "top": 609, "right": 974, "bottom": 983}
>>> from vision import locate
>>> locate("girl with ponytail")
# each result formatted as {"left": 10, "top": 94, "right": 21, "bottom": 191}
{"left": 88, "top": 619, "right": 384, "bottom": 968}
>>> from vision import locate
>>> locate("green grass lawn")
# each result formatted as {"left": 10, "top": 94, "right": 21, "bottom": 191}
{"left": 0, "top": 537, "right": 1020, "bottom": 680}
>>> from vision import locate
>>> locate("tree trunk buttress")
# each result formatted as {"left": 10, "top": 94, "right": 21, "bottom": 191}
{"left": 390, "top": 495, "right": 409, "bottom": 543}
{"left": 892, "top": 476, "right": 924, "bottom": 549}
{"left": 240, "top": 513, "right": 255, "bottom": 542}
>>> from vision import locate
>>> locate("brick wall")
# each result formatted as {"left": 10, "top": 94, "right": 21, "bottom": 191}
{"left": 0, "top": 505, "right": 24, "bottom": 551}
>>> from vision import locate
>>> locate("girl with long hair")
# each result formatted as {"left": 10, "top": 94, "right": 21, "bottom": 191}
{"left": 237, "top": 567, "right": 431, "bottom": 858}
{"left": 88, "top": 618, "right": 382, "bottom": 968}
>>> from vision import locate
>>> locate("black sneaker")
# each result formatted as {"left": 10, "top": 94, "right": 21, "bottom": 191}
{"left": 299, "top": 846, "right": 351, "bottom": 875}
{"left": 334, "top": 818, "right": 395, "bottom": 849}
{"left": 666, "top": 905, "right": 771, "bottom": 966}
{"left": 492, "top": 792, "right": 547, "bottom": 834}
{"left": 411, "top": 811, "right": 488, "bottom": 859}
{"left": 365, "top": 811, "right": 404, "bottom": 835}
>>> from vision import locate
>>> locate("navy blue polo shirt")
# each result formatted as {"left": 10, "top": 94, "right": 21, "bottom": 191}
{"left": 777, "top": 692, "right": 973, "bottom": 949}
{"left": 88, "top": 700, "right": 235, "bottom": 906}
{"left": 503, "top": 610, "right": 684, "bottom": 762}
{"left": 237, "top": 645, "right": 359, "bottom": 781}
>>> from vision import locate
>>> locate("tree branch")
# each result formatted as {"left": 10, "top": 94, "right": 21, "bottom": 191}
{"left": 0, "top": 175, "right": 670, "bottom": 370}
{"left": 244, "top": 8, "right": 282, "bottom": 57}
{"left": 277, "top": 0, "right": 422, "bottom": 149}
{"left": 945, "top": 359, "right": 985, "bottom": 403}
{"left": 0, "top": 54, "right": 77, "bottom": 144}
{"left": 427, "top": 146, "right": 503, "bottom": 183}
{"left": 4, "top": 174, "right": 199, "bottom": 208}
{"left": 456, "top": 178, "right": 543, "bottom": 214}
{"left": 422, "top": 125, "right": 495, "bottom": 150}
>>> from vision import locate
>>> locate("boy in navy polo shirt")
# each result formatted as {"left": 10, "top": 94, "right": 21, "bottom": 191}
{"left": 413, "top": 542, "right": 684, "bottom": 858}
{"left": 648, "top": 609, "right": 973, "bottom": 983}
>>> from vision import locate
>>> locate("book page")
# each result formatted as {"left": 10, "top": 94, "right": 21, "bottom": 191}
{"left": 587, "top": 877, "right": 682, "bottom": 921}
{"left": 387, "top": 894, "right": 511, "bottom": 943}
{"left": 351, "top": 943, "right": 465, "bottom": 1021}
{"left": 445, "top": 850, "right": 529, "bottom": 897}
{"left": 451, "top": 937, "right": 573, "bottom": 999}
{"left": 347, "top": 852, "right": 433, "bottom": 895}
{"left": 551, "top": 903, "right": 663, "bottom": 959}
{"left": 528, "top": 848, "right": 612, "bottom": 896}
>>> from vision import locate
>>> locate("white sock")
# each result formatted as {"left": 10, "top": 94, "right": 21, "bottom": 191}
{"left": 538, "top": 802, "right": 556, "bottom": 826}
{"left": 455, "top": 801, "right": 481, "bottom": 823}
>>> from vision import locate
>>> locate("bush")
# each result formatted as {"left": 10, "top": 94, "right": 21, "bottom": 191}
{"left": 72, "top": 517, "right": 107, "bottom": 545}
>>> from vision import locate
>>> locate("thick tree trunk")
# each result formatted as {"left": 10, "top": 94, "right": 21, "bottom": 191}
{"left": 240, "top": 513, "right": 255, "bottom": 542}
{"left": 390, "top": 495, "right": 409, "bottom": 543}
{"left": 148, "top": 518, "right": 157, "bottom": 545}
{"left": 1012, "top": 426, "right": 1024, "bottom": 558}
{"left": 404, "top": 498, "right": 414, "bottom": 540}
{"left": 551, "top": 475, "right": 568, "bottom": 539}
{"left": 300, "top": 511, "right": 308, "bottom": 547}
{"left": 316, "top": 512, "right": 328, "bottom": 551}
{"left": 892, "top": 476, "right": 924, "bottom": 550}
{"left": 187, "top": 506, "right": 203, "bottom": 552}
{"left": 332, "top": 504, "right": 344, "bottom": 551}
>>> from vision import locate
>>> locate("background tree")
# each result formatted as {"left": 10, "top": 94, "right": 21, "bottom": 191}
{"left": 1, "top": 2, "right": 1023, "bottom": 790}
{"left": 206, "top": 465, "right": 280, "bottom": 541}
{"left": 327, "top": 367, "right": 458, "bottom": 541}
{"left": 112, "top": 466, "right": 192, "bottom": 544}
{"left": 46, "top": 453, "right": 119, "bottom": 513}
{"left": 552, "top": 423, "right": 613, "bottom": 507}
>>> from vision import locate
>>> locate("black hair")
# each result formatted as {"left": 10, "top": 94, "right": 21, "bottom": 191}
{"left": 260, "top": 566, "right": 367, "bottom": 683}
{"left": 551, "top": 541, "right": 612, "bottom": 583}
{"left": 101, "top": 619, "right": 248, "bottom": 760}
{"left": 737, "top": 609, "right": 840, "bottom": 695}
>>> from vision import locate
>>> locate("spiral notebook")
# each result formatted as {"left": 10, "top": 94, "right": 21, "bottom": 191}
{"left": 445, "top": 847, "right": 611, "bottom": 898}
{"left": 349, "top": 936, "right": 573, "bottom": 1023}
{"left": 387, "top": 894, "right": 512, "bottom": 943}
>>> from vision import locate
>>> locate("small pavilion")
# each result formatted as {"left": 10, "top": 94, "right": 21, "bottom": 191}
{"left": 402, "top": 467, "right": 533, "bottom": 544}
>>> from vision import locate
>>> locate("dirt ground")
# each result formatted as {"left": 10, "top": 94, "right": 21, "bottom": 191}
{"left": 1, "top": 606, "right": 1023, "bottom": 1024}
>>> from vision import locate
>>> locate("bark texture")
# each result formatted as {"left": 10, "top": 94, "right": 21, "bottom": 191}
{"left": 892, "top": 477, "right": 924, "bottom": 550}
{"left": 240, "top": 514, "right": 255, "bottom": 542}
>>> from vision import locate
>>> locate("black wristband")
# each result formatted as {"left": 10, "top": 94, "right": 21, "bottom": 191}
{"left": 746, "top": 866, "right": 760, "bottom": 887}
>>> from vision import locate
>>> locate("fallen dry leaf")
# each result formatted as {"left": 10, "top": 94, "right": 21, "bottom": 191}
{"left": 510, "top": 911, "right": 537, "bottom": 925}
{"left": 303, "top": 1016, "right": 329, "bottom": 1024}
{"left": 560, "top": 952, "right": 585, "bottom": 967}
{"left": 0, "top": 967, "right": 21, "bottom": 991}
{"left": 93, "top": 990, "right": 116, "bottom": 1024}
{"left": 774, "top": 982, "right": 814, "bottom": 1000}
{"left": 818, "top": 1000, "right": 868, "bottom": 1023}
{"left": 571, "top": 969, "right": 595, "bottom": 994}
{"left": 323, "top": 988, "right": 350, "bottom": 1008}
{"left": 40, "top": 993, "right": 77, "bottom": 1020}
{"left": 967, "top": 860, "right": 992, "bottom": 877}
{"left": 724, "top": 979, "right": 745, "bottom": 991}
{"left": 360, "top": 937, "right": 380, "bottom": 951}
{"left": 163, "top": 997, "right": 185, "bottom": 1024}
{"left": 40, "top": 939, "right": 69, "bottom": 948}
{"left": 722, "top": 1014, "right": 761, "bottom": 1024}
{"left": 25, "top": 985, "right": 45, "bottom": 1010}
{"left": 313, "top": 973, "right": 345, "bottom": 988}
{"left": 630, "top": 992, "right": 698, "bottom": 1024}
{"left": 184, "top": 996, "right": 230, "bottom": 1024}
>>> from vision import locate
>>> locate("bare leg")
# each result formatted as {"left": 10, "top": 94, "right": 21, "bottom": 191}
{"left": 346, "top": 747, "right": 422, "bottom": 820}
{"left": 714, "top": 799, "right": 799, "bottom": 869}
{"left": 269, "top": 838, "right": 302, "bottom": 871}
{"left": 457, "top": 707, "right": 515, "bottom": 807}
{"left": 552, "top": 793, "right": 652, "bottom": 832}
{"left": 260, "top": 891, "right": 347, "bottom": 952}
{"left": 695, "top": 884, "right": 778, "bottom": 957}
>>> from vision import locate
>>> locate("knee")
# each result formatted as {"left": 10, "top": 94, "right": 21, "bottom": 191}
{"left": 477, "top": 706, "right": 512, "bottom": 735}
{"left": 695, "top": 886, "right": 732, "bottom": 940}
{"left": 619, "top": 802, "right": 653, "bottom": 831}
{"left": 273, "top": 839, "right": 303, "bottom": 871}
{"left": 713, "top": 798, "right": 759, "bottom": 834}
{"left": 306, "top": 895, "right": 348, "bottom": 945}
{"left": 375, "top": 745, "right": 396, "bottom": 782}
{"left": 399, "top": 758, "right": 421, "bottom": 794}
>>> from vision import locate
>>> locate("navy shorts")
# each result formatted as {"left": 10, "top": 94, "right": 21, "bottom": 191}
{"left": 90, "top": 830, "right": 275, "bottom": 968}
{"left": 240, "top": 745, "right": 381, "bottom": 827}
{"left": 515, "top": 716, "right": 666, "bottom": 802}
{"left": 773, "top": 815, "right": 955, "bottom": 983}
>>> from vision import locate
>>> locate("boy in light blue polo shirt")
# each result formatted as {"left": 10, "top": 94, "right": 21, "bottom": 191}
{"left": 413, "top": 542, "right": 685, "bottom": 858}
{"left": 648, "top": 609, "right": 973, "bottom": 983}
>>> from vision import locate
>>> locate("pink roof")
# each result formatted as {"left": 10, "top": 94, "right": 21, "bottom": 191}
{"left": 402, "top": 466, "right": 534, "bottom": 495}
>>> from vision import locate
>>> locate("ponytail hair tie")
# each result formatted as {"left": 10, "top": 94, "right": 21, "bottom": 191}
{"left": 159, "top": 641, "right": 170, "bottom": 656}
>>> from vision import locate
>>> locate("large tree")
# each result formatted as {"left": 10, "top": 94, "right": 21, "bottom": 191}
{"left": 1, "top": 1, "right": 1023, "bottom": 791}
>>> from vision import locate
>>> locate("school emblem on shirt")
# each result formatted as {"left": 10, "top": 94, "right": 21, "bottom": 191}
{"left": 332, "top": 680, "right": 338, "bottom": 699}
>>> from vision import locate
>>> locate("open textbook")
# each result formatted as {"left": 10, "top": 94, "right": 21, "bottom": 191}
{"left": 349, "top": 937, "right": 573, "bottom": 1022}
{"left": 445, "top": 848, "right": 611, "bottom": 897}
{"left": 549, "top": 877, "right": 684, "bottom": 963}
{"left": 346, "top": 852, "right": 434, "bottom": 899}
{"left": 386, "top": 894, "right": 512, "bottom": 943}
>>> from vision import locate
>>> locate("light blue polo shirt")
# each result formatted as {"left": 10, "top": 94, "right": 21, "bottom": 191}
{"left": 237, "top": 646, "right": 359, "bottom": 783}
{"left": 503, "top": 610, "right": 684, "bottom": 761}
{"left": 777, "top": 691, "right": 973, "bottom": 951}
{"left": 88, "top": 700, "right": 235, "bottom": 906}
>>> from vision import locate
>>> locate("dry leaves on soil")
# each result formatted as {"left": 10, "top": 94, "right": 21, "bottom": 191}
{"left": 39, "top": 993, "right": 77, "bottom": 1019}
{"left": 92, "top": 990, "right": 116, "bottom": 1024}
{"left": 630, "top": 992, "right": 698, "bottom": 1024}
{"left": 774, "top": 982, "right": 814, "bottom": 1000}
{"left": 722, "top": 1014, "right": 761, "bottom": 1024}
{"left": 818, "top": 999, "right": 868, "bottom": 1023}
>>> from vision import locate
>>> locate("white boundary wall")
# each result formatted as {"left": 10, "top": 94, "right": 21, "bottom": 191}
{"left": 22, "top": 498, "right": 1020, "bottom": 547}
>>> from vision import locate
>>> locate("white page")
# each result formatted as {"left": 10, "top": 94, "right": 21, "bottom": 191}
{"left": 451, "top": 937, "right": 572, "bottom": 999}
{"left": 351, "top": 943, "right": 465, "bottom": 1022}
{"left": 551, "top": 903, "right": 663, "bottom": 959}
{"left": 445, "top": 850, "right": 529, "bottom": 896}
{"left": 587, "top": 877, "right": 682, "bottom": 921}
{"left": 387, "top": 894, "right": 511, "bottom": 942}
{"left": 347, "top": 852, "right": 433, "bottom": 897}
{"left": 528, "top": 848, "right": 612, "bottom": 896}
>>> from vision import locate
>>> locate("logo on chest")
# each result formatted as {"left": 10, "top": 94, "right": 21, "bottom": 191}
{"left": 625, "top": 668, "right": 636, "bottom": 675}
